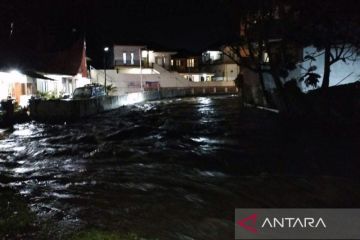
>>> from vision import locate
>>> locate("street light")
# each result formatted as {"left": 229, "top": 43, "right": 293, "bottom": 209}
{"left": 103, "top": 47, "right": 109, "bottom": 94}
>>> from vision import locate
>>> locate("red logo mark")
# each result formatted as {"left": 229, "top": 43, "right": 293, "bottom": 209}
{"left": 237, "top": 214, "right": 258, "bottom": 234}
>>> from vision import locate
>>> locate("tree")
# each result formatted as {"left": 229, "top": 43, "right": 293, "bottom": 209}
{"left": 223, "top": 0, "right": 301, "bottom": 111}
{"left": 294, "top": 0, "right": 360, "bottom": 89}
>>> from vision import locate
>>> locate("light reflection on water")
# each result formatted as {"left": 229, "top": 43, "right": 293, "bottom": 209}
{"left": 0, "top": 95, "right": 360, "bottom": 239}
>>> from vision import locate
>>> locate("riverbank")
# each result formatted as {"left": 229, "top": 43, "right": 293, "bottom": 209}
{"left": 29, "top": 87, "right": 238, "bottom": 122}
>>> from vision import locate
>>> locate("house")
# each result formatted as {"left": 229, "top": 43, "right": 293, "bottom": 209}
{"left": 201, "top": 49, "right": 240, "bottom": 82}
{"left": 170, "top": 51, "right": 214, "bottom": 82}
{"left": 0, "top": 38, "right": 90, "bottom": 106}
{"left": 111, "top": 44, "right": 177, "bottom": 72}
{"left": 90, "top": 43, "right": 237, "bottom": 96}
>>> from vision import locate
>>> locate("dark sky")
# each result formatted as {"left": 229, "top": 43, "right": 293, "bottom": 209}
{"left": 0, "top": 0, "right": 236, "bottom": 66}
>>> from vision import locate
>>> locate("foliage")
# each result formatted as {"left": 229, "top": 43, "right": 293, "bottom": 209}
{"left": 223, "top": 1, "right": 303, "bottom": 109}
{"left": 292, "top": 0, "right": 360, "bottom": 89}
{"left": 106, "top": 84, "right": 118, "bottom": 95}
{"left": 302, "top": 73, "right": 321, "bottom": 88}
{"left": 37, "top": 91, "right": 59, "bottom": 100}
{"left": 298, "top": 62, "right": 321, "bottom": 89}
{"left": 224, "top": 0, "right": 360, "bottom": 110}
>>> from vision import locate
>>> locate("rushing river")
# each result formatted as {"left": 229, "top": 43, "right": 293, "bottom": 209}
{"left": 1, "top": 95, "right": 360, "bottom": 239}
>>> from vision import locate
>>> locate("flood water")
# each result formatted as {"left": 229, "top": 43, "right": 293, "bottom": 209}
{"left": 1, "top": 95, "right": 360, "bottom": 239}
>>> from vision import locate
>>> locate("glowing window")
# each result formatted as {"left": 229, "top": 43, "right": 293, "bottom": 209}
{"left": 130, "top": 52, "right": 134, "bottom": 65}
{"left": 187, "top": 58, "right": 195, "bottom": 68}
{"left": 123, "top": 52, "right": 127, "bottom": 64}
{"left": 171, "top": 59, "right": 174, "bottom": 66}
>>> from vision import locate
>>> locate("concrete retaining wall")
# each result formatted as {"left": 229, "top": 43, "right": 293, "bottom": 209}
{"left": 30, "top": 86, "right": 238, "bottom": 122}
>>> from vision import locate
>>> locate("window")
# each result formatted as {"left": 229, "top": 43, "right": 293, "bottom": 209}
{"left": 176, "top": 60, "right": 181, "bottom": 67}
{"left": 130, "top": 52, "right": 134, "bottom": 65}
{"left": 123, "top": 52, "right": 127, "bottom": 64}
{"left": 42, "top": 81, "right": 48, "bottom": 92}
{"left": 171, "top": 59, "right": 174, "bottom": 66}
{"left": 187, "top": 58, "right": 195, "bottom": 68}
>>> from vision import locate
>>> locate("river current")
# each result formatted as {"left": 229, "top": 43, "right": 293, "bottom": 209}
{"left": 1, "top": 95, "right": 360, "bottom": 239}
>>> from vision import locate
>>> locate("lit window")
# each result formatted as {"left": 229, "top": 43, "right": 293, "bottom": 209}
{"left": 187, "top": 58, "right": 195, "bottom": 68}
{"left": 171, "top": 59, "right": 174, "bottom": 66}
{"left": 123, "top": 52, "right": 127, "bottom": 64}
{"left": 130, "top": 52, "right": 134, "bottom": 65}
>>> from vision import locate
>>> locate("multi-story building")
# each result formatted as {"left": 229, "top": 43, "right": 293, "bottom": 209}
{"left": 201, "top": 49, "right": 240, "bottom": 82}
{"left": 110, "top": 44, "right": 177, "bottom": 72}
{"left": 170, "top": 51, "right": 214, "bottom": 82}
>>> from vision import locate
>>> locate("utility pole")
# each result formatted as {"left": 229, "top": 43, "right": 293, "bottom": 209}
{"left": 103, "top": 47, "right": 109, "bottom": 94}
{"left": 139, "top": 48, "right": 144, "bottom": 92}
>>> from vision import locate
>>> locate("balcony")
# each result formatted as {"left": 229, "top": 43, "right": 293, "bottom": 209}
{"left": 114, "top": 60, "right": 154, "bottom": 68}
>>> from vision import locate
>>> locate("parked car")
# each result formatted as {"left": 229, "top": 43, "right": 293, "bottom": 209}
{"left": 72, "top": 84, "right": 106, "bottom": 99}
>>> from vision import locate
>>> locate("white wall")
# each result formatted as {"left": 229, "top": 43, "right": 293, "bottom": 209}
{"left": 0, "top": 71, "right": 28, "bottom": 102}
{"left": 0, "top": 72, "right": 16, "bottom": 100}
{"left": 37, "top": 74, "right": 90, "bottom": 97}
{"left": 203, "top": 63, "right": 240, "bottom": 81}
{"left": 91, "top": 64, "right": 235, "bottom": 96}
{"left": 113, "top": 45, "right": 145, "bottom": 65}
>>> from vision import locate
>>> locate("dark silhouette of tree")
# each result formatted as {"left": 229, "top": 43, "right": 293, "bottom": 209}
{"left": 294, "top": 0, "right": 360, "bottom": 89}
{"left": 224, "top": 0, "right": 301, "bottom": 110}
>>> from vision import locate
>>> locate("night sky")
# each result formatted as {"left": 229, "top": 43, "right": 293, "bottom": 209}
{"left": 0, "top": 0, "right": 235, "bottom": 67}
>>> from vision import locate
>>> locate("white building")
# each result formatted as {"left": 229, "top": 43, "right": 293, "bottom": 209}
{"left": 112, "top": 44, "right": 177, "bottom": 71}
{"left": 201, "top": 50, "right": 240, "bottom": 81}
{"left": 89, "top": 44, "right": 237, "bottom": 96}
{"left": 0, "top": 40, "right": 90, "bottom": 107}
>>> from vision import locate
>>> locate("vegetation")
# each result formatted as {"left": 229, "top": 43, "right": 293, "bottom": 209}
{"left": 224, "top": 1, "right": 301, "bottom": 110}
{"left": 224, "top": 0, "right": 360, "bottom": 111}
{"left": 37, "top": 91, "right": 59, "bottom": 100}
{"left": 106, "top": 84, "right": 118, "bottom": 95}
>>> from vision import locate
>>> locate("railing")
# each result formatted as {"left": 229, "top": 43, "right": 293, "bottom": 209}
{"left": 114, "top": 60, "right": 154, "bottom": 68}
{"left": 169, "top": 66, "right": 199, "bottom": 73}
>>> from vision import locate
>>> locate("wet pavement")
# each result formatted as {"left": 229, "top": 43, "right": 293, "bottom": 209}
{"left": 1, "top": 95, "right": 360, "bottom": 239}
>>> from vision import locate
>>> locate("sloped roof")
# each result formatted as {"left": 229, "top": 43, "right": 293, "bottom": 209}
{"left": 0, "top": 36, "right": 85, "bottom": 76}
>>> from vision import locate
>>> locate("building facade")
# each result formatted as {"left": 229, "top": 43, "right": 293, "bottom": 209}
{"left": 201, "top": 50, "right": 240, "bottom": 81}
{"left": 0, "top": 39, "right": 90, "bottom": 106}
{"left": 112, "top": 44, "right": 177, "bottom": 71}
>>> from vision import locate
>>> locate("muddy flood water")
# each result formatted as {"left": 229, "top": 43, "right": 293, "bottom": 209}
{"left": 1, "top": 95, "right": 360, "bottom": 240}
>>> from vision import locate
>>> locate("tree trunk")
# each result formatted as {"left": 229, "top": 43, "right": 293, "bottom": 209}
{"left": 270, "top": 68, "right": 288, "bottom": 112}
{"left": 257, "top": 70, "right": 270, "bottom": 107}
{"left": 321, "top": 45, "right": 331, "bottom": 89}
